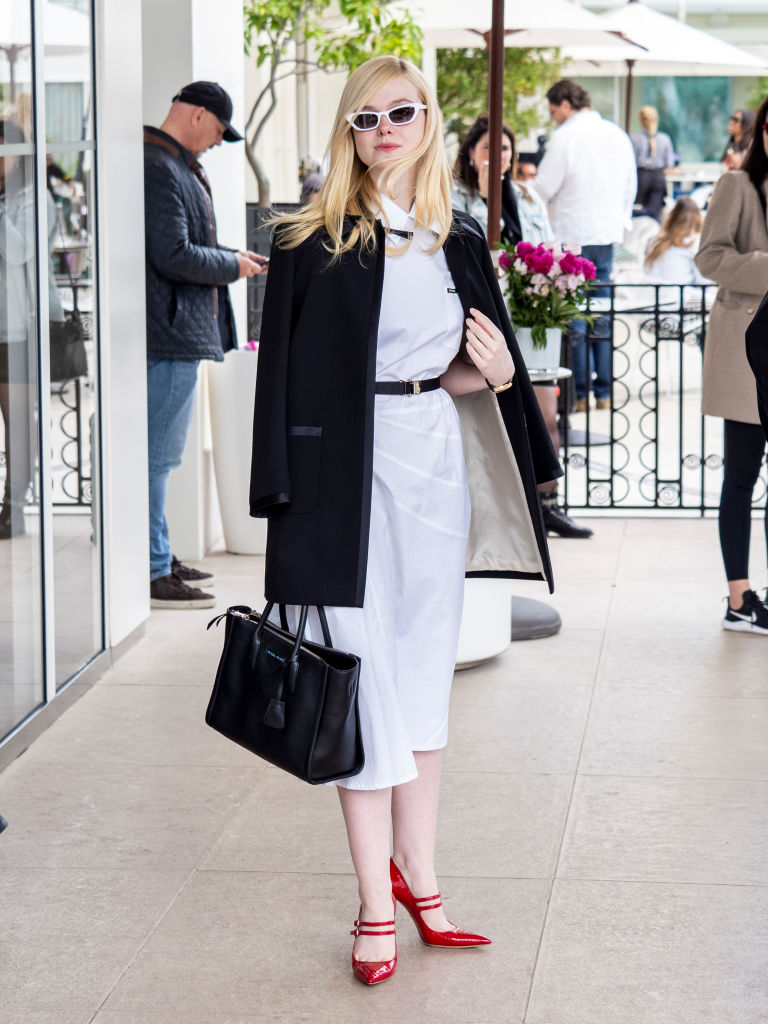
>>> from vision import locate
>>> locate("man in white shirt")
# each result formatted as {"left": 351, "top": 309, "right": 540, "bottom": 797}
{"left": 536, "top": 80, "right": 637, "bottom": 410}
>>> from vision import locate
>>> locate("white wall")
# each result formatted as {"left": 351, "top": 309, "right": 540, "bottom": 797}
{"left": 141, "top": 0, "right": 247, "bottom": 560}
{"left": 95, "top": 0, "right": 150, "bottom": 646}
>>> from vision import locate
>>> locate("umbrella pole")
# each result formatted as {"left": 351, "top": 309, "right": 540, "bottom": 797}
{"left": 486, "top": 0, "right": 505, "bottom": 249}
{"left": 624, "top": 59, "right": 635, "bottom": 132}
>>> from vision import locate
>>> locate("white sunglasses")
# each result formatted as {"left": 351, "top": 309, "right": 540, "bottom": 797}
{"left": 346, "top": 103, "right": 427, "bottom": 132}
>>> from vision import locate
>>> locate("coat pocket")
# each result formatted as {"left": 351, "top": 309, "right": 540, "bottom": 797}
{"left": 286, "top": 426, "right": 323, "bottom": 515}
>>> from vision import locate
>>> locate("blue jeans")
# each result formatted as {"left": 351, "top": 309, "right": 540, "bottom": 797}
{"left": 147, "top": 358, "right": 199, "bottom": 581}
{"left": 568, "top": 244, "right": 614, "bottom": 401}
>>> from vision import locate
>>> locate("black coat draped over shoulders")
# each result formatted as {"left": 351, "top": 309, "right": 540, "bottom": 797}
{"left": 249, "top": 211, "right": 562, "bottom": 607}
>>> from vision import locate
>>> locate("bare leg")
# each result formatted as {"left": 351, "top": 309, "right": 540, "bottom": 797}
{"left": 534, "top": 383, "right": 559, "bottom": 500}
{"left": 728, "top": 579, "right": 752, "bottom": 608}
{"left": 337, "top": 785, "right": 396, "bottom": 962}
{"left": 391, "top": 749, "right": 452, "bottom": 931}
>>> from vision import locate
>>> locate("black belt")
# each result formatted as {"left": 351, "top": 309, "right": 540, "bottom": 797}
{"left": 374, "top": 377, "right": 441, "bottom": 396}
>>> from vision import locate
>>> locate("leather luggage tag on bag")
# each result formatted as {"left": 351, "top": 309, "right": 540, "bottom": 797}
{"left": 263, "top": 698, "right": 286, "bottom": 729}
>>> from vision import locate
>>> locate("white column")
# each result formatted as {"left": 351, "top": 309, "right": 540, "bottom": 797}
{"left": 96, "top": 0, "right": 150, "bottom": 646}
{"left": 141, "top": 0, "right": 246, "bottom": 561}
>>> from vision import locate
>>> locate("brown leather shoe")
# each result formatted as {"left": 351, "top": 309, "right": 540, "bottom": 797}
{"left": 150, "top": 573, "right": 215, "bottom": 609}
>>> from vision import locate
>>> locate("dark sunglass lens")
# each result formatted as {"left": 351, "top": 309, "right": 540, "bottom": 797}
{"left": 389, "top": 105, "right": 417, "bottom": 125}
{"left": 353, "top": 112, "right": 379, "bottom": 130}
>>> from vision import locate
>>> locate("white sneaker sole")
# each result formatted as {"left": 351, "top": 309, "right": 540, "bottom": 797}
{"left": 722, "top": 618, "right": 768, "bottom": 635}
{"left": 150, "top": 596, "right": 216, "bottom": 610}
{"left": 176, "top": 574, "right": 215, "bottom": 587}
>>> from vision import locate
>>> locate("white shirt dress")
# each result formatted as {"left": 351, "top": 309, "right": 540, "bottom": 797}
{"left": 279, "top": 195, "right": 471, "bottom": 790}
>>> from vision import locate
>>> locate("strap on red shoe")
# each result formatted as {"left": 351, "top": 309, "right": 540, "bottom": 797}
{"left": 414, "top": 894, "right": 442, "bottom": 909}
{"left": 351, "top": 918, "right": 396, "bottom": 937}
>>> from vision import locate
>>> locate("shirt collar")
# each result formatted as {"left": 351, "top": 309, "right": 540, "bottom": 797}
{"left": 374, "top": 191, "right": 415, "bottom": 230}
{"left": 560, "top": 109, "right": 600, "bottom": 131}
{"left": 374, "top": 192, "right": 441, "bottom": 235}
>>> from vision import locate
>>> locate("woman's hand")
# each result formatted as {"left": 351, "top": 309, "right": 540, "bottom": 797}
{"left": 476, "top": 160, "right": 489, "bottom": 199}
{"left": 464, "top": 307, "right": 515, "bottom": 388}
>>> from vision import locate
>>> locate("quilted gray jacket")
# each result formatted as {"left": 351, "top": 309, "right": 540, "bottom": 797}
{"left": 143, "top": 126, "right": 240, "bottom": 361}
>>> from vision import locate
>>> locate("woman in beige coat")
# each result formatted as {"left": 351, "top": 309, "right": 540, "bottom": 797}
{"left": 696, "top": 95, "right": 768, "bottom": 633}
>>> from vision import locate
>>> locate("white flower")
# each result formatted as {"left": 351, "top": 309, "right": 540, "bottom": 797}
{"left": 514, "top": 258, "right": 528, "bottom": 273}
{"left": 554, "top": 277, "right": 569, "bottom": 295}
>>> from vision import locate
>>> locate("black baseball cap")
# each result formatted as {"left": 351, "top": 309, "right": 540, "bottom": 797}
{"left": 171, "top": 81, "right": 242, "bottom": 142}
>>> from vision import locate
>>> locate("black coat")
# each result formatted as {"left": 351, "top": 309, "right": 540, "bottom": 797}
{"left": 249, "top": 212, "right": 562, "bottom": 607}
{"left": 746, "top": 289, "right": 768, "bottom": 440}
{"left": 143, "top": 127, "right": 239, "bottom": 361}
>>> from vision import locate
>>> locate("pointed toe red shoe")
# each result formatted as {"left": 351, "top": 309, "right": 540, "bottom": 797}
{"left": 390, "top": 859, "right": 491, "bottom": 948}
{"left": 350, "top": 910, "right": 397, "bottom": 985}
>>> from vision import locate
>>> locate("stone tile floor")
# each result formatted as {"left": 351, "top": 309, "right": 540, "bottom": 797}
{"left": 1, "top": 517, "right": 767, "bottom": 1024}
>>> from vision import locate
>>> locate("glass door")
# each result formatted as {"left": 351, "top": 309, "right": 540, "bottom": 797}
{"left": 0, "top": 0, "right": 45, "bottom": 738}
{"left": 43, "top": 0, "right": 102, "bottom": 688}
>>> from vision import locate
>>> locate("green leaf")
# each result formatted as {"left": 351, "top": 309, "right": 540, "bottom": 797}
{"left": 437, "top": 46, "right": 563, "bottom": 140}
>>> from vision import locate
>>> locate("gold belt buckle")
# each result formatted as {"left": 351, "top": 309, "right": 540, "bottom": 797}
{"left": 407, "top": 379, "right": 421, "bottom": 396}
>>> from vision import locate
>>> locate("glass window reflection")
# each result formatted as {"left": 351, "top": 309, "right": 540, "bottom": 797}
{"left": 44, "top": 0, "right": 101, "bottom": 688}
{"left": 45, "top": 0, "right": 93, "bottom": 144}
{"left": 0, "top": 9, "right": 45, "bottom": 738}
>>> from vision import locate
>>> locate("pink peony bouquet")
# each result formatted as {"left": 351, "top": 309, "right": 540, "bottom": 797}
{"left": 498, "top": 241, "right": 596, "bottom": 349}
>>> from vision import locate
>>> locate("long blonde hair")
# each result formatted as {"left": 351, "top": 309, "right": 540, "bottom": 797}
{"left": 272, "top": 56, "right": 454, "bottom": 259}
{"left": 645, "top": 196, "right": 703, "bottom": 267}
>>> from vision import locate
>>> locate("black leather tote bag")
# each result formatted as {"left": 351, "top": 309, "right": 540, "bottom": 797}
{"left": 206, "top": 603, "right": 364, "bottom": 784}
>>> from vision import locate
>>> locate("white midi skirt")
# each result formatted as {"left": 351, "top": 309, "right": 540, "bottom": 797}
{"left": 280, "top": 389, "right": 470, "bottom": 790}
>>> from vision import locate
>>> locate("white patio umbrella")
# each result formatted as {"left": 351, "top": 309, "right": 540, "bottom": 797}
{"left": 388, "top": 0, "right": 645, "bottom": 244}
{"left": 561, "top": 0, "right": 768, "bottom": 128}
{"left": 1, "top": 2, "right": 90, "bottom": 102}
{"left": 391, "top": 0, "right": 645, "bottom": 52}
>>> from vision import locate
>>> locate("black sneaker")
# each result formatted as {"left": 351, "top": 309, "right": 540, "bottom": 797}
{"left": 722, "top": 589, "right": 768, "bottom": 634}
{"left": 171, "top": 556, "right": 215, "bottom": 587}
{"left": 150, "top": 573, "right": 215, "bottom": 609}
{"left": 541, "top": 500, "right": 594, "bottom": 539}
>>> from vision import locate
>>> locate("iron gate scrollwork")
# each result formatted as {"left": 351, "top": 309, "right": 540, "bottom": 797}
{"left": 560, "top": 283, "right": 766, "bottom": 514}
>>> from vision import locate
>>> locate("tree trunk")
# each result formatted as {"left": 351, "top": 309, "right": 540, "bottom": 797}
{"left": 246, "top": 143, "right": 271, "bottom": 207}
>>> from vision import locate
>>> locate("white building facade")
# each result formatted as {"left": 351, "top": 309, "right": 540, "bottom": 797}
{"left": 0, "top": 0, "right": 248, "bottom": 753}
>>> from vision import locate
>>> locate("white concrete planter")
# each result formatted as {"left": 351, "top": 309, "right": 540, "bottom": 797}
{"left": 455, "top": 579, "right": 512, "bottom": 670}
{"left": 207, "top": 349, "right": 267, "bottom": 555}
{"left": 514, "top": 326, "right": 562, "bottom": 373}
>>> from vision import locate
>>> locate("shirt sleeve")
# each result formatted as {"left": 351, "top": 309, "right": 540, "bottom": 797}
{"left": 534, "top": 133, "right": 567, "bottom": 205}
{"left": 695, "top": 172, "right": 768, "bottom": 294}
{"left": 144, "top": 161, "right": 240, "bottom": 286}
{"left": 622, "top": 134, "right": 638, "bottom": 219}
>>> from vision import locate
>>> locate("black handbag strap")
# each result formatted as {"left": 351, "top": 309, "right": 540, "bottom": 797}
{"left": 277, "top": 603, "right": 333, "bottom": 648}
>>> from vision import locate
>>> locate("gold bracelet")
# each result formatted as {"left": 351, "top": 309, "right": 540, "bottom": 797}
{"left": 485, "top": 377, "right": 514, "bottom": 394}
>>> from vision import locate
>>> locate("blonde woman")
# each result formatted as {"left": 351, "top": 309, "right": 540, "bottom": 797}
{"left": 631, "top": 106, "right": 677, "bottom": 222}
{"left": 249, "top": 56, "right": 561, "bottom": 984}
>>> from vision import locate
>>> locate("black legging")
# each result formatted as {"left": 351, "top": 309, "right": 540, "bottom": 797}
{"left": 719, "top": 419, "right": 768, "bottom": 581}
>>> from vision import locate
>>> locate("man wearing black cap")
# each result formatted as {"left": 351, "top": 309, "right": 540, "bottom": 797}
{"left": 144, "top": 81, "right": 267, "bottom": 609}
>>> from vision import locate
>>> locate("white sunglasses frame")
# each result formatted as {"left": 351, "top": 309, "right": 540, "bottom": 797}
{"left": 345, "top": 102, "right": 427, "bottom": 132}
